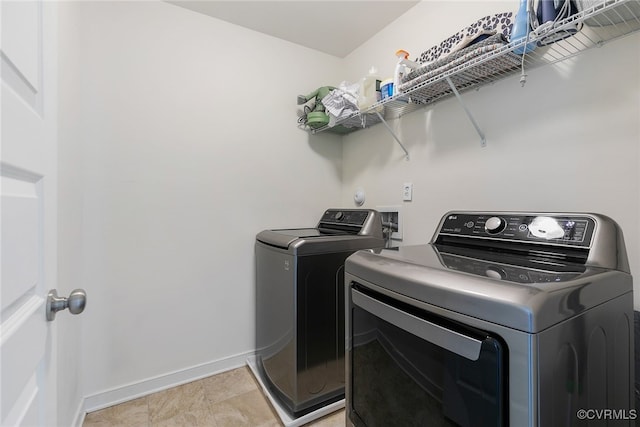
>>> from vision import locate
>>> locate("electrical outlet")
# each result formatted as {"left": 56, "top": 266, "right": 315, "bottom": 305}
{"left": 403, "top": 182, "right": 413, "bottom": 201}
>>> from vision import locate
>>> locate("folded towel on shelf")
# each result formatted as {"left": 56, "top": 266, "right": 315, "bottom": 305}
{"left": 402, "top": 33, "right": 511, "bottom": 84}
{"left": 399, "top": 33, "right": 521, "bottom": 104}
{"left": 417, "top": 12, "right": 515, "bottom": 64}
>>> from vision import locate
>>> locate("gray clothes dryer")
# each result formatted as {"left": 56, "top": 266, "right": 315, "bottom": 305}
{"left": 255, "top": 209, "right": 384, "bottom": 418}
{"left": 345, "top": 211, "right": 634, "bottom": 427}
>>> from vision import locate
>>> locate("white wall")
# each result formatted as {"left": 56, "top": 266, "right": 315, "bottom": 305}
{"left": 57, "top": 0, "right": 344, "bottom": 409}
{"left": 341, "top": 1, "right": 640, "bottom": 308}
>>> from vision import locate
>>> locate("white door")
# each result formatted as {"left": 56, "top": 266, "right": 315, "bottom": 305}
{"left": 1, "top": 1, "right": 59, "bottom": 425}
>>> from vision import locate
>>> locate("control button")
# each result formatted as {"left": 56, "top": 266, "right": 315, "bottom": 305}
{"left": 529, "top": 216, "right": 565, "bottom": 239}
{"left": 485, "top": 216, "right": 507, "bottom": 234}
{"left": 485, "top": 266, "right": 507, "bottom": 280}
{"left": 465, "top": 221, "right": 475, "bottom": 228}
{"left": 518, "top": 224, "right": 528, "bottom": 232}
{"left": 334, "top": 211, "right": 344, "bottom": 220}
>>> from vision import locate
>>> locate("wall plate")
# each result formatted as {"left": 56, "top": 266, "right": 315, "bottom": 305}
{"left": 402, "top": 182, "right": 412, "bottom": 201}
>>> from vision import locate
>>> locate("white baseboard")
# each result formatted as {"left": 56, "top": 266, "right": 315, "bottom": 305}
{"left": 74, "top": 350, "right": 254, "bottom": 426}
{"left": 72, "top": 401, "right": 87, "bottom": 427}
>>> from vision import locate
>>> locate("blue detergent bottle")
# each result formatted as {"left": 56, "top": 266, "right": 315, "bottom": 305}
{"left": 511, "top": 0, "right": 536, "bottom": 54}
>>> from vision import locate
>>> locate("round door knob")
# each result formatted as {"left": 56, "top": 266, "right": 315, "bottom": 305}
{"left": 67, "top": 289, "right": 87, "bottom": 315}
{"left": 46, "top": 289, "right": 87, "bottom": 321}
{"left": 485, "top": 216, "right": 506, "bottom": 234}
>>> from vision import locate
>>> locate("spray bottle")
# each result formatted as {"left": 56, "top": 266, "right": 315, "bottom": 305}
{"left": 393, "top": 50, "right": 420, "bottom": 97}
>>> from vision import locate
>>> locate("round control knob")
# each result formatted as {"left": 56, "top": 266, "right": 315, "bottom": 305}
{"left": 485, "top": 216, "right": 506, "bottom": 234}
{"left": 485, "top": 266, "right": 507, "bottom": 280}
{"left": 334, "top": 211, "right": 344, "bottom": 220}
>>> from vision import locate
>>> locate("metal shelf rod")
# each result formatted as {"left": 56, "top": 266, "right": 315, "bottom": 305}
{"left": 445, "top": 76, "right": 487, "bottom": 147}
{"left": 374, "top": 111, "right": 410, "bottom": 161}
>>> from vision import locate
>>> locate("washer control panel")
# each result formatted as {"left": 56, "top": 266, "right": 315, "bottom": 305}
{"left": 319, "top": 209, "right": 370, "bottom": 227}
{"left": 436, "top": 212, "right": 596, "bottom": 248}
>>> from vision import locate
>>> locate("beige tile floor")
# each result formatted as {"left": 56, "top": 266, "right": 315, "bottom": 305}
{"left": 82, "top": 366, "right": 346, "bottom": 427}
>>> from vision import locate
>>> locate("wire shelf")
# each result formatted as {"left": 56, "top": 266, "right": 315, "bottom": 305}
{"left": 310, "top": 0, "right": 640, "bottom": 136}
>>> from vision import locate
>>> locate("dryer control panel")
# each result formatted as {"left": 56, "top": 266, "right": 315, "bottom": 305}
{"left": 435, "top": 212, "right": 596, "bottom": 248}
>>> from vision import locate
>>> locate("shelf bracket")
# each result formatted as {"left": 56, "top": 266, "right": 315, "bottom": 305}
{"left": 445, "top": 77, "right": 487, "bottom": 147}
{"left": 374, "top": 111, "right": 410, "bottom": 161}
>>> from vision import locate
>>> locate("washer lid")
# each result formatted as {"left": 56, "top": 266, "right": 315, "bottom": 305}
{"left": 255, "top": 208, "right": 384, "bottom": 252}
{"left": 257, "top": 228, "right": 384, "bottom": 255}
{"left": 256, "top": 228, "right": 344, "bottom": 249}
{"left": 345, "top": 245, "right": 632, "bottom": 333}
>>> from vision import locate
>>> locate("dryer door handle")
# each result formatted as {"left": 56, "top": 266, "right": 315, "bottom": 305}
{"left": 352, "top": 288, "right": 482, "bottom": 361}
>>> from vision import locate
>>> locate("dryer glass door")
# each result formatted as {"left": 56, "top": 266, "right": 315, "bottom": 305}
{"left": 349, "top": 286, "right": 507, "bottom": 427}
